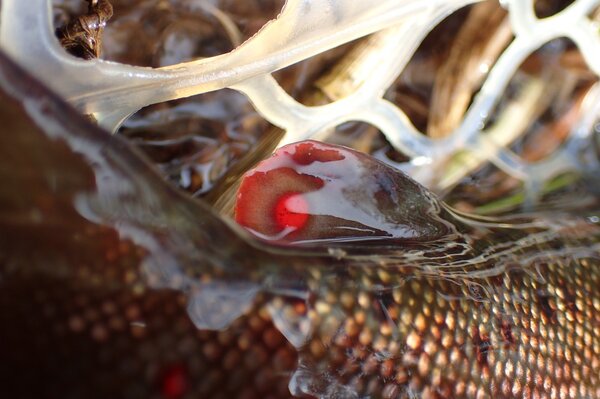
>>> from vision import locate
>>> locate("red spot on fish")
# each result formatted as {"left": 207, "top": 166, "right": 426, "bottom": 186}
{"left": 160, "top": 364, "right": 189, "bottom": 399}
{"left": 289, "top": 141, "right": 344, "bottom": 165}
{"left": 235, "top": 140, "right": 450, "bottom": 243}
{"left": 235, "top": 166, "right": 323, "bottom": 237}
{"left": 274, "top": 192, "right": 309, "bottom": 231}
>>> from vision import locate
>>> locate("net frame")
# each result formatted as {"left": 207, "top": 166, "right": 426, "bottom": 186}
{"left": 1, "top": 0, "right": 599, "bottom": 194}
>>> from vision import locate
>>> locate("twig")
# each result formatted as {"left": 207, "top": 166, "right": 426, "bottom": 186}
{"left": 56, "top": 0, "right": 113, "bottom": 60}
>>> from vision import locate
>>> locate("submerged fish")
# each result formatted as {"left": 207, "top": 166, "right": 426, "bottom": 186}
{"left": 0, "top": 50, "right": 599, "bottom": 399}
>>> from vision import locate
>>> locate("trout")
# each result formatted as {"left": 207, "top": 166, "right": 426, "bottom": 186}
{"left": 0, "top": 51, "right": 598, "bottom": 399}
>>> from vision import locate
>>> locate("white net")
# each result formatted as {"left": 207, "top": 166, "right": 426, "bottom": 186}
{"left": 2, "top": 0, "right": 600, "bottom": 198}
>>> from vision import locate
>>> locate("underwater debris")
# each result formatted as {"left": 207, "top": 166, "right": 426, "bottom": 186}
{"left": 56, "top": 0, "right": 113, "bottom": 59}
{"left": 2, "top": 0, "right": 600, "bottom": 206}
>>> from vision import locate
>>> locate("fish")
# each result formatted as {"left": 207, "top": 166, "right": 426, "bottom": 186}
{"left": 0, "top": 49, "right": 598, "bottom": 399}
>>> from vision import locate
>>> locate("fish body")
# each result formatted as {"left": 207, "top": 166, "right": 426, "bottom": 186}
{"left": 233, "top": 140, "right": 600, "bottom": 398}
{"left": 0, "top": 51, "right": 599, "bottom": 399}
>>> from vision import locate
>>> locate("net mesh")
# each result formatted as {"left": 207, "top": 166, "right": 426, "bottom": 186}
{"left": 2, "top": 0, "right": 600, "bottom": 197}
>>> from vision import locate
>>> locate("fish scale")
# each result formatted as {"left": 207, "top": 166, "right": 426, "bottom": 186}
{"left": 0, "top": 50, "right": 599, "bottom": 399}
{"left": 289, "top": 254, "right": 600, "bottom": 398}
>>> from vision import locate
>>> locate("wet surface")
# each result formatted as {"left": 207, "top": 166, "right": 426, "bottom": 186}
{"left": 4, "top": 1, "right": 600, "bottom": 398}
{"left": 1, "top": 49, "right": 600, "bottom": 398}
{"left": 235, "top": 140, "right": 452, "bottom": 244}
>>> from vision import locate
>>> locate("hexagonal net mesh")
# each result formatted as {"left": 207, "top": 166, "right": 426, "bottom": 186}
{"left": 2, "top": 0, "right": 600, "bottom": 198}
